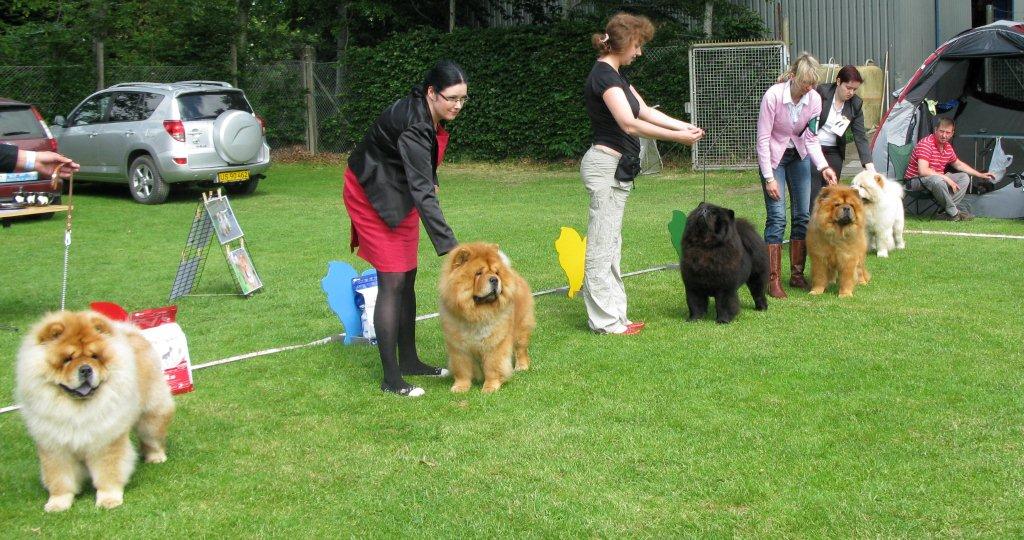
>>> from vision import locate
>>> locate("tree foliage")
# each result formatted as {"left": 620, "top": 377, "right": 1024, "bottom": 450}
{"left": 0, "top": 0, "right": 766, "bottom": 159}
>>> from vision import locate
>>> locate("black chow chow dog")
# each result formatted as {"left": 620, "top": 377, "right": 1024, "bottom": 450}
{"left": 681, "top": 202, "right": 769, "bottom": 323}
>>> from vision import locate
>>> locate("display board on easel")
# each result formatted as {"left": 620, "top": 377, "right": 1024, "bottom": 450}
{"left": 169, "top": 189, "right": 262, "bottom": 300}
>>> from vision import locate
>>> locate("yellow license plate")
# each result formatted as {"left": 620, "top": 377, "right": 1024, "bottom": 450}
{"left": 217, "top": 170, "right": 250, "bottom": 183}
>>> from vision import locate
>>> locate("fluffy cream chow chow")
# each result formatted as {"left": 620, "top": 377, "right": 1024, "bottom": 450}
{"left": 15, "top": 310, "right": 175, "bottom": 512}
{"left": 439, "top": 243, "right": 535, "bottom": 393}
{"left": 807, "top": 185, "right": 871, "bottom": 297}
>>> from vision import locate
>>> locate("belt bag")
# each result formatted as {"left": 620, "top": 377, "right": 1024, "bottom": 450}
{"left": 614, "top": 153, "right": 641, "bottom": 182}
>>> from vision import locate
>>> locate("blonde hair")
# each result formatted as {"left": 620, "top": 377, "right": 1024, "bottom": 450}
{"left": 592, "top": 13, "right": 655, "bottom": 56}
{"left": 778, "top": 52, "right": 821, "bottom": 85}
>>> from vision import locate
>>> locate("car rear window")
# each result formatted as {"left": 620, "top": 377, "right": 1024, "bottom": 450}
{"left": 0, "top": 106, "right": 45, "bottom": 140}
{"left": 177, "top": 92, "right": 252, "bottom": 121}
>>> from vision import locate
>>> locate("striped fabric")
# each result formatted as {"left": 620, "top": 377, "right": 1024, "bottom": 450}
{"left": 905, "top": 134, "right": 957, "bottom": 178}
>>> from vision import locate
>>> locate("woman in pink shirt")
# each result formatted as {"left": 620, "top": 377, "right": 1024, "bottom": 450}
{"left": 756, "top": 52, "right": 837, "bottom": 298}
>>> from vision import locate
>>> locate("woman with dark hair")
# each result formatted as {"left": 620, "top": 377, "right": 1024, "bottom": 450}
{"left": 581, "top": 12, "right": 704, "bottom": 335}
{"left": 342, "top": 60, "right": 467, "bottom": 397}
{"left": 810, "top": 64, "right": 875, "bottom": 202}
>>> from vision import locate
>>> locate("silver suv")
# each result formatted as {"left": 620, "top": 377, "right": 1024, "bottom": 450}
{"left": 52, "top": 81, "right": 270, "bottom": 204}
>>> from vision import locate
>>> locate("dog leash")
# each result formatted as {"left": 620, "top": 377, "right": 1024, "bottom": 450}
{"left": 59, "top": 165, "right": 73, "bottom": 311}
{"left": 702, "top": 149, "right": 707, "bottom": 203}
{"left": 699, "top": 132, "right": 708, "bottom": 203}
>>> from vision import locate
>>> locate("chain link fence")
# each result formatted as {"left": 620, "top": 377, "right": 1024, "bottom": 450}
{"left": 0, "top": 61, "right": 349, "bottom": 154}
{"left": 988, "top": 57, "right": 1024, "bottom": 101}
{"left": 688, "top": 41, "right": 787, "bottom": 170}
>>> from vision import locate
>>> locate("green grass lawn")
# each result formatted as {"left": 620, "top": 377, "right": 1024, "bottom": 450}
{"left": 1, "top": 162, "right": 1023, "bottom": 536}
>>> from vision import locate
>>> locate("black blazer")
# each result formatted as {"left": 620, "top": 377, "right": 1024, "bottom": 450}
{"left": 347, "top": 90, "right": 457, "bottom": 256}
{"left": 1, "top": 143, "right": 19, "bottom": 172}
{"left": 815, "top": 83, "right": 872, "bottom": 167}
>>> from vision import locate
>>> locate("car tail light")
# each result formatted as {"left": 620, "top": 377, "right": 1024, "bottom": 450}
{"left": 255, "top": 115, "right": 265, "bottom": 134}
{"left": 31, "top": 107, "right": 58, "bottom": 151}
{"left": 172, "top": 157, "right": 187, "bottom": 165}
{"left": 163, "top": 120, "right": 185, "bottom": 142}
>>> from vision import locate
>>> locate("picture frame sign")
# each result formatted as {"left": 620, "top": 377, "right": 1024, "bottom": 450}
{"left": 204, "top": 195, "right": 244, "bottom": 244}
{"left": 227, "top": 246, "right": 263, "bottom": 295}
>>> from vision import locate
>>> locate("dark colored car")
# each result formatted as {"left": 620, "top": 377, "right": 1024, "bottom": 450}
{"left": 0, "top": 97, "right": 62, "bottom": 203}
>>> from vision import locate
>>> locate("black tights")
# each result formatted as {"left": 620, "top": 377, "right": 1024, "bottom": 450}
{"left": 374, "top": 268, "right": 434, "bottom": 390}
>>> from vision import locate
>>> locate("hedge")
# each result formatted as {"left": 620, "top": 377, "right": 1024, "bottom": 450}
{"left": 341, "top": 12, "right": 764, "bottom": 161}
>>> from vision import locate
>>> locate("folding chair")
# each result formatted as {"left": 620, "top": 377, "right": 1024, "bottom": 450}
{"left": 887, "top": 142, "right": 941, "bottom": 216}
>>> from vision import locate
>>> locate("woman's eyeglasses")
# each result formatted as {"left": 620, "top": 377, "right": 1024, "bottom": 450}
{"left": 438, "top": 93, "right": 469, "bottom": 106}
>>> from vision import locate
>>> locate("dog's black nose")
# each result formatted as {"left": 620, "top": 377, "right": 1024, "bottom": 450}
{"left": 78, "top": 365, "right": 92, "bottom": 379}
{"left": 489, "top": 276, "right": 499, "bottom": 287}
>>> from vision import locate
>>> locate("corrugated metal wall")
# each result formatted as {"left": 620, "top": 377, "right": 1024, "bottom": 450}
{"left": 728, "top": 0, "right": 972, "bottom": 88}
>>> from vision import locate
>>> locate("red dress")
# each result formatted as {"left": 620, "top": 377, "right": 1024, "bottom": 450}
{"left": 343, "top": 127, "right": 449, "bottom": 272}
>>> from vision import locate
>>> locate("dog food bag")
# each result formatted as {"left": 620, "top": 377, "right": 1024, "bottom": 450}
{"left": 91, "top": 302, "right": 194, "bottom": 394}
{"left": 128, "top": 305, "right": 194, "bottom": 395}
{"left": 352, "top": 274, "right": 378, "bottom": 344}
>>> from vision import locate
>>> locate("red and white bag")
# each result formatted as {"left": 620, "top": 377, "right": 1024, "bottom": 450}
{"left": 91, "top": 302, "right": 194, "bottom": 395}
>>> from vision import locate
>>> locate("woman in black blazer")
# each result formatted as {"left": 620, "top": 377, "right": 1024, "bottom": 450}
{"left": 342, "top": 60, "right": 466, "bottom": 397}
{"left": 810, "top": 65, "right": 876, "bottom": 202}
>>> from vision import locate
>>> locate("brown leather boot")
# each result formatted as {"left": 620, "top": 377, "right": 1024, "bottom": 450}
{"left": 789, "top": 239, "right": 808, "bottom": 289}
{"left": 767, "top": 243, "right": 787, "bottom": 299}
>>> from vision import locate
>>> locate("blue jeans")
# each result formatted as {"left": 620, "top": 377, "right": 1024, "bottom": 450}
{"left": 763, "top": 148, "right": 811, "bottom": 244}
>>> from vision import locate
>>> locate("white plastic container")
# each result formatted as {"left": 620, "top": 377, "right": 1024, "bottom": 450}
{"left": 352, "top": 274, "right": 379, "bottom": 343}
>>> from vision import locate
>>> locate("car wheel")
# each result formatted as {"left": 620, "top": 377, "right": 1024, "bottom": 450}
{"left": 128, "top": 155, "right": 170, "bottom": 204}
{"left": 225, "top": 178, "right": 260, "bottom": 196}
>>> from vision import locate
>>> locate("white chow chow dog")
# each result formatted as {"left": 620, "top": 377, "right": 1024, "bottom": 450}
{"left": 851, "top": 170, "right": 906, "bottom": 257}
{"left": 16, "top": 311, "right": 175, "bottom": 512}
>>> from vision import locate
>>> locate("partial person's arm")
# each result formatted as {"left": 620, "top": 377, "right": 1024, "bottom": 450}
{"left": 0, "top": 143, "right": 18, "bottom": 172}
{"left": 952, "top": 158, "right": 996, "bottom": 180}
{"left": 756, "top": 90, "right": 777, "bottom": 182}
{"left": 849, "top": 98, "right": 874, "bottom": 170}
{"left": 918, "top": 158, "right": 961, "bottom": 192}
{"left": 603, "top": 87, "right": 702, "bottom": 146}
{"left": 0, "top": 144, "right": 80, "bottom": 179}
{"left": 633, "top": 87, "right": 703, "bottom": 135}
{"left": 801, "top": 98, "right": 836, "bottom": 183}
{"left": 397, "top": 123, "right": 457, "bottom": 256}
{"left": 916, "top": 158, "right": 945, "bottom": 178}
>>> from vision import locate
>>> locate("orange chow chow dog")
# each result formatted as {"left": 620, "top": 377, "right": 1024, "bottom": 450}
{"left": 439, "top": 243, "right": 535, "bottom": 393}
{"left": 807, "top": 184, "right": 871, "bottom": 297}
{"left": 15, "top": 311, "right": 174, "bottom": 512}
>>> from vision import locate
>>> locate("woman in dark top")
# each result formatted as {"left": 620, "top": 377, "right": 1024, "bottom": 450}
{"left": 581, "top": 12, "right": 703, "bottom": 335}
{"left": 810, "top": 65, "right": 876, "bottom": 202}
{"left": 343, "top": 60, "right": 466, "bottom": 397}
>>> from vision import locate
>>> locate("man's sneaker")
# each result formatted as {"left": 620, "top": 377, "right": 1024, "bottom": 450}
{"left": 935, "top": 211, "right": 957, "bottom": 221}
{"left": 957, "top": 209, "right": 975, "bottom": 220}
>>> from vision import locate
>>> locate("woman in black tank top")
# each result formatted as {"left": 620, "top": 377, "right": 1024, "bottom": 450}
{"left": 579, "top": 12, "right": 704, "bottom": 335}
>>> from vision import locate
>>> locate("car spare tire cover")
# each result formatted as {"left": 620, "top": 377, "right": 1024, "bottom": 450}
{"left": 212, "top": 110, "right": 261, "bottom": 164}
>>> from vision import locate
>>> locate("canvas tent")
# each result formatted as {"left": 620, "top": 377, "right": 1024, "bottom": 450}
{"left": 871, "top": 20, "right": 1024, "bottom": 218}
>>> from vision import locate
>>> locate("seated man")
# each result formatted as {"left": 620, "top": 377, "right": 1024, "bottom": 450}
{"left": 905, "top": 118, "right": 995, "bottom": 221}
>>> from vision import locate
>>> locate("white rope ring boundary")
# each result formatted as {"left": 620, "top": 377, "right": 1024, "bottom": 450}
{"left": 0, "top": 227, "right": 1020, "bottom": 415}
{"left": 904, "top": 229, "right": 1024, "bottom": 240}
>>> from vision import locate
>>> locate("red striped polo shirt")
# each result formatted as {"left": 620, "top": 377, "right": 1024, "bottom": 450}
{"left": 905, "top": 134, "right": 958, "bottom": 178}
